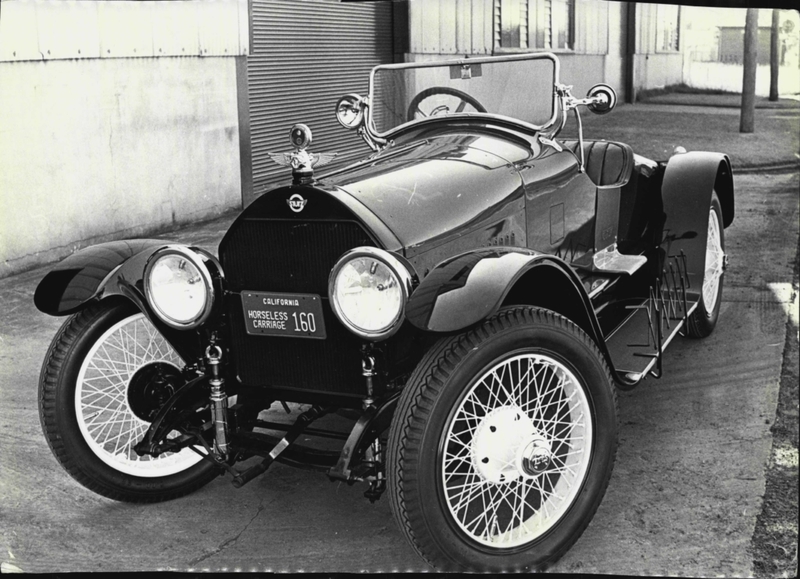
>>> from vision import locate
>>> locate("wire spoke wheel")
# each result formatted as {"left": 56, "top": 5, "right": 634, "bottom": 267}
{"left": 702, "top": 208, "right": 724, "bottom": 313}
{"left": 75, "top": 313, "right": 204, "bottom": 477}
{"left": 442, "top": 353, "right": 592, "bottom": 548}
{"left": 388, "top": 307, "right": 617, "bottom": 572}
{"left": 687, "top": 192, "right": 725, "bottom": 338}
{"left": 39, "top": 299, "right": 218, "bottom": 502}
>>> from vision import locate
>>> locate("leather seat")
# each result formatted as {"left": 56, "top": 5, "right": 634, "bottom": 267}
{"left": 560, "top": 139, "right": 634, "bottom": 188}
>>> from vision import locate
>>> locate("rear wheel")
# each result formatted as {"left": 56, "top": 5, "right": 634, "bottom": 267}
{"left": 687, "top": 192, "right": 725, "bottom": 338}
{"left": 388, "top": 306, "right": 618, "bottom": 572}
{"left": 39, "top": 299, "right": 219, "bottom": 502}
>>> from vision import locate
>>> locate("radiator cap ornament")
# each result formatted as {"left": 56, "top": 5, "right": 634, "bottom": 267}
{"left": 268, "top": 124, "right": 338, "bottom": 185}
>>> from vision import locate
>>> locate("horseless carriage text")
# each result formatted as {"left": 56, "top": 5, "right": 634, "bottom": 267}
{"left": 34, "top": 53, "right": 732, "bottom": 572}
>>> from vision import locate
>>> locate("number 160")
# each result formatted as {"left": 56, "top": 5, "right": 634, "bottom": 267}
{"left": 292, "top": 312, "right": 317, "bottom": 333}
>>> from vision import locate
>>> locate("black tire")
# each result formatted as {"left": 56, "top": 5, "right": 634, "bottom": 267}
{"left": 387, "top": 306, "right": 618, "bottom": 572}
{"left": 39, "top": 298, "right": 219, "bottom": 502}
{"left": 686, "top": 192, "right": 725, "bottom": 338}
{"left": 406, "top": 86, "right": 487, "bottom": 122}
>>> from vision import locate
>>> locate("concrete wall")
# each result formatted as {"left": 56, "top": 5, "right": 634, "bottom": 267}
{"left": 0, "top": 57, "right": 241, "bottom": 277}
{"left": 0, "top": 0, "right": 248, "bottom": 278}
{"left": 684, "top": 61, "right": 800, "bottom": 96}
{"left": 633, "top": 52, "right": 684, "bottom": 91}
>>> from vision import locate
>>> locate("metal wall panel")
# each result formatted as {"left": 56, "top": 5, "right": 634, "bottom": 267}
{"left": 0, "top": 0, "right": 248, "bottom": 62}
{"left": 456, "top": 0, "right": 472, "bottom": 54}
{"left": 471, "top": 0, "right": 493, "bottom": 55}
{"left": 248, "top": 0, "right": 394, "bottom": 199}
{"left": 152, "top": 0, "right": 201, "bottom": 56}
{"left": 409, "top": 0, "right": 493, "bottom": 56}
{"left": 98, "top": 1, "right": 155, "bottom": 58}
{"left": 197, "top": 0, "right": 242, "bottom": 56}
{"left": 575, "top": 0, "right": 608, "bottom": 55}
{"left": 439, "top": 0, "right": 458, "bottom": 54}
{"left": 0, "top": 0, "right": 42, "bottom": 61}
{"left": 424, "top": 1, "right": 442, "bottom": 53}
{"left": 36, "top": 0, "right": 101, "bottom": 60}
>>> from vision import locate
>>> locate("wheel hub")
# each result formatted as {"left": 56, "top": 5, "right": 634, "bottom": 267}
{"left": 471, "top": 406, "right": 552, "bottom": 484}
{"left": 519, "top": 438, "right": 553, "bottom": 476}
{"left": 127, "top": 363, "right": 183, "bottom": 422}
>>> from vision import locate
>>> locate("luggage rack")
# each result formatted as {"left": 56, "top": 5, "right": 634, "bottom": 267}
{"left": 606, "top": 251, "right": 695, "bottom": 384}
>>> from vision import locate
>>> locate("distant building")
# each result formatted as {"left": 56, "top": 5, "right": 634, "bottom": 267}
{"left": 718, "top": 26, "right": 774, "bottom": 65}
{"left": 0, "top": 0, "right": 711, "bottom": 278}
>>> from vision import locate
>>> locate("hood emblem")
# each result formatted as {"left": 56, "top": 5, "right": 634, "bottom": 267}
{"left": 267, "top": 124, "right": 338, "bottom": 185}
{"left": 287, "top": 193, "right": 307, "bottom": 213}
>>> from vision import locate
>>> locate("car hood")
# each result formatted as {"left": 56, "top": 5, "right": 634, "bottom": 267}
{"left": 319, "top": 133, "right": 527, "bottom": 251}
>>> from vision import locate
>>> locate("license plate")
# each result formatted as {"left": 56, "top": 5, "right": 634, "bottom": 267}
{"left": 241, "top": 291, "right": 327, "bottom": 339}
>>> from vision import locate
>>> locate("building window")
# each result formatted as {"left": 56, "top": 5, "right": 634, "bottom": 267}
{"left": 495, "top": 0, "right": 575, "bottom": 51}
{"left": 656, "top": 3, "right": 680, "bottom": 52}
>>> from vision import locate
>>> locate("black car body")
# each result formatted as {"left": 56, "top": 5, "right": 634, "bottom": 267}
{"left": 34, "top": 53, "right": 732, "bottom": 572}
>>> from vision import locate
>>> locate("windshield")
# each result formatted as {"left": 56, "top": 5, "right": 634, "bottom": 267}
{"left": 369, "top": 53, "right": 558, "bottom": 137}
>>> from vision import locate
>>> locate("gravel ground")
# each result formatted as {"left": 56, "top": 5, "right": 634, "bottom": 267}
{"left": 752, "top": 235, "right": 799, "bottom": 579}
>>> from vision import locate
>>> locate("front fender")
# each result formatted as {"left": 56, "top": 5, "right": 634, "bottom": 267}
{"left": 406, "top": 248, "right": 601, "bottom": 337}
{"left": 406, "top": 247, "right": 643, "bottom": 388}
{"left": 34, "top": 239, "right": 216, "bottom": 363}
{"left": 34, "top": 239, "right": 169, "bottom": 315}
{"left": 405, "top": 248, "right": 538, "bottom": 332}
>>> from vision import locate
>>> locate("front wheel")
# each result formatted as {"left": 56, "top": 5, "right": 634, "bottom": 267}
{"left": 387, "top": 306, "right": 618, "bottom": 572}
{"left": 39, "top": 298, "right": 219, "bottom": 502}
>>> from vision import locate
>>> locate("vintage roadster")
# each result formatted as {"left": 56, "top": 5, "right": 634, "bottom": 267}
{"left": 34, "top": 53, "right": 732, "bottom": 572}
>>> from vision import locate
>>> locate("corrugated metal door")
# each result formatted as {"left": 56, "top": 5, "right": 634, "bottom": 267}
{"left": 248, "top": 0, "right": 394, "bottom": 201}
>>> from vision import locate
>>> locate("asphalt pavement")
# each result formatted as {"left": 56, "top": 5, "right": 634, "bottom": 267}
{"left": 1, "top": 95, "right": 798, "bottom": 574}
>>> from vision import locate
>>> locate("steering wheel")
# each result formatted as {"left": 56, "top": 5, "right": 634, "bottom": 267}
{"left": 406, "top": 87, "right": 487, "bottom": 122}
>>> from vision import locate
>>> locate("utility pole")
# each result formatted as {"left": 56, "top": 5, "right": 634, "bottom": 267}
{"left": 740, "top": 8, "right": 758, "bottom": 134}
{"left": 769, "top": 9, "right": 780, "bottom": 101}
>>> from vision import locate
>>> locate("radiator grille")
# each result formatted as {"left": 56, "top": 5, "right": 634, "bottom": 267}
{"left": 223, "top": 219, "right": 374, "bottom": 294}
{"left": 221, "top": 219, "right": 376, "bottom": 396}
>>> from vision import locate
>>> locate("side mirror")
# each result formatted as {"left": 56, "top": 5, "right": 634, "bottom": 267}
{"left": 335, "top": 93, "right": 365, "bottom": 129}
{"left": 586, "top": 84, "right": 617, "bottom": 115}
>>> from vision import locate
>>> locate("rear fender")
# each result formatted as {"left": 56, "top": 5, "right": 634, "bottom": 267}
{"left": 661, "top": 152, "right": 734, "bottom": 300}
{"left": 34, "top": 240, "right": 210, "bottom": 362}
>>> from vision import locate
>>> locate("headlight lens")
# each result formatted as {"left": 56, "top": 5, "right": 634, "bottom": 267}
{"left": 145, "top": 247, "right": 214, "bottom": 328}
{"left": 330, "top": 248, "right": 412, "bottom": 340}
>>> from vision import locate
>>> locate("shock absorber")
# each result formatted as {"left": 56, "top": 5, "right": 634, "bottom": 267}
{"left": 361, "top": 349, "right": 386, "bottom": 502}
{"left": 205, "top": 345, "right": 229, "bottom": 458}
{"left": 362, "top": 354, "right": 376, "bottom": 410}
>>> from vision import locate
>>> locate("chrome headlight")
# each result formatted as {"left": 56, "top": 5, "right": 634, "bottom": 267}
{"left": 329, "top": 247, "right": 413, "bottom": 340}
{"left": 144, "top": 246, "right": 215, "bottom": 329}
{"left": 335, "top": 93, "right": 365, "bottom": 129}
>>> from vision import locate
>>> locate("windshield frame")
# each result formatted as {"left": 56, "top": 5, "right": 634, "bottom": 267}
{"left": 366, "top": 52, "right": 561, "bottom": 139}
